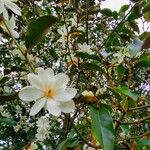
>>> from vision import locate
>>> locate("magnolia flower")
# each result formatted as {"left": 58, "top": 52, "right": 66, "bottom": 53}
{"left": 0, "top": 0, "right": 21, "bottom": 20}
{"left": 57, "top": 25, "right": 71, "bottom": 47}
{"left": 0, "top": 15, "right": 19, "bottom": 38}
{"left": 78, "top": 43, "right": 94, "bottom": 55}
{"left": 19, "top": 68, "right": 77, "bottom": 116}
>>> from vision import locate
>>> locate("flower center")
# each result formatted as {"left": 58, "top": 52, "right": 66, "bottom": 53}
{"left": 44, "top": 88, "right": 55, "bottom": 99}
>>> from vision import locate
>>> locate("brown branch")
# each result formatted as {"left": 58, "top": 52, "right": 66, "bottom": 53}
{"left": 128, "top": 104, "right": 150, "bottom": 111}
{"left": 121, "top": 115, "right": 150, "bottom": 125}
{"left": 117, "top": 131, "right": 150, "bottom": 142}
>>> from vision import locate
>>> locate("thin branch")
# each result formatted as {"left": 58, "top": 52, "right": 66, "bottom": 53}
{"left": 121, "top": 115, "right": 150, "bottom": 125}
{"left": 99, "top": 3, "right": 137, "bottom": 50}
{"left": 3, "top": 19, "right": 35, "bottom": 73}
{"left": 85, "top": 0, "right": 89, "bottom": 44}
{"left": 117, "top": 131, "right": 150, "bottom": 142}
{"left": 127, "top": 104, "right": 150, "bottom": 111}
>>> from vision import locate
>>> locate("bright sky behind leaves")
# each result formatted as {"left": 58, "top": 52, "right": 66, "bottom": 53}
{"left": 97, "top": 0, "right": 150, "bottom": 34}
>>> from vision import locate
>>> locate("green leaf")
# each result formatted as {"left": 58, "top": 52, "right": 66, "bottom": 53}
{"left": 82, "top": 62, "right": 104, "bottom": 72}
{"left": 143, "top": 11, "right": 150, "bottom": 21}
{"left": 136, "top": 136, "right": 150, "bottom": 149}
{"left": 0, "top": 118, "right": 16, "bottom": 126}
{"left": 117, "top": 85, "right": 138, "bottom": 101}
{"left": 143, "top": 2, "right": 150, "bottom": 14}
{"left": 76, "top": 52, "right": 100, "bottom": 61}
{"left": 136, "top": 53, "right": 150, "bottom": 67}
{"left": 101, "top": 8, "right": 113, "bottom": 17}
{"left": 25, "top": 15, "right": 58, "bottom": 49}
{"left": 119, "top": 5, "right": 129, "bottom": 13}
{"left": 89, "top": 105, "right": 115, "bottom": 150}
{"left": 56, "top": 138, "right": 78, "bottom": 150}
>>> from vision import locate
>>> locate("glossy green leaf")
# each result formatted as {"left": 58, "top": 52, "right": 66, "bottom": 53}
{"left": 89, "top": 105, "right": 115, "bottom": 150}
{"left": 117, "top": 85, "right": 138, "bottom": 101}
{"left": 25, "top": 15, "right": 58, "bottom": 49}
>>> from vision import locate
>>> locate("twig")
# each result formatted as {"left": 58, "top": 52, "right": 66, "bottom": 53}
{"left": 117, "top": 131, "right": 150, "bottom": 142}
{"left": 128, "top": 104, "right": 150, "bottom": 111}
{"left": 121, "top": 115, "right": 150, "bottom": 125}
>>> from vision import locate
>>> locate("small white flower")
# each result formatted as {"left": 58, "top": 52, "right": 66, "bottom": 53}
{"left": 1, "top": 15, "right": 19, "bottom": 38}
{"left": 78, "top": 43, "right": 94, "bottom": 55}
{"left": 0, "top": 0, "right": 21, "bottom": 20}
{"left": 19, "top": 68, "right": 77, "bottom": 116}
{"left": 57, "top": 25, "right": 71, "bottom": 47}
{"left": 36, "top": 117, "right": 49, "bottom": 130}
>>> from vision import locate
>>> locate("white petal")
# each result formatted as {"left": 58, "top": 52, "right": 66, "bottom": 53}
{"left": 59, "top": 100, "right": 75, "bottom": 113}
{"left": 54, "top": 88, "right": 77, "bottom": 102}
{"left": 28, "top": 73, "right": 43, "bottom": 90}
{"left": 54, "top": 73, "right": 69, "bottom": 88}
{"left": 19, "top": 86, "right": 43, "bottom": 102}
{"left": 30, "top": 98, "right": 46, "bottom": 116}
{"left": 5, "top": 1, "right": 21, "bottom": 16}
{"left": 46, "top": 100, "right": 61, "bottom": 116}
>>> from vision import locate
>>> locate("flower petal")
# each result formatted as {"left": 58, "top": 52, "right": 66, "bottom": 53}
{"left": 30, "top": 98, "right": 46, "bottom": 116}
{"left": 54, "top": 73, "right": 69, "bottom": 88}
{"left": 28, "top": 73, "right": 43, "bottom": 90}
{"left": 46, "top": 100, "right": 61, "bottom": 116}
{"left": 59, "top": 100, "right": 75, "bottom": 113}
{"left": 5, "top": 1, "right": 21, "bottom": 16}
{"left": 37, "top": 68, "right": 54, "bottom": 87}
{"left": 19, "top": 86, "right": 43, "bottom": 102}
{"left": 54, "top": 88, "right": 77, "bottom": 102}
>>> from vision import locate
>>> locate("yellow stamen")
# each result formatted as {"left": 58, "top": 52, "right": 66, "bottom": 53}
{"left": 44, "top": 88, "right": 55, "bottom": 98}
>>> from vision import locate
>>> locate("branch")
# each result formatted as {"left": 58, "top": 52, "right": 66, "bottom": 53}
{"left": 121, "top": 115, "right": 150, "bottom": 125}
{"left": 127, "top": 104, "right": 150, "bottom": 111}
{"left": 99, "top": 3, "right": 137, "bottom": 50}
{"left": 117, "top": 131, "right": 150, "bottom": 142}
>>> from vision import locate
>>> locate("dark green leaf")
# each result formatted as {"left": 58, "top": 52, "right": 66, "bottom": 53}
{"left": 89, "top": 105, "right": 115, "bottom": 150}
{"left": 25, "top": 15, "right": 58, "bottom": 49}
{"left": 101, "top": 8, "right": 113, "bottom": 17}
{"left": 136, "top": 53, "right": 150, "bottom": 67}
{"left": 76, "top": 52, "right": 100, "bottom": 61}
{"left": 119, "top": 5, "right": 129, "bottom": 13}
{"left": 56, "top": 138, "right": 78, "bottom": 150}
{"left": 82, "top": 63, "right": 104, "bottom": 72}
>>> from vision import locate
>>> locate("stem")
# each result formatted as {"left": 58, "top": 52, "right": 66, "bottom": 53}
{"left": 3, "top": 19, "right": 35, "bottom": 73}
{"left": 117, "top": 131, "right": 150, "bottom": 142}
{"left": 121, "top": 115, "right": 150, "bottom": 125}
{"left": 99, "top": 3, "right": 137, "bottom": 50}
{"left": 128, "top": 104, "right": 150, "bottom": 111}
{"left": 86, "top": 0, "right": 89, "bottom": 44}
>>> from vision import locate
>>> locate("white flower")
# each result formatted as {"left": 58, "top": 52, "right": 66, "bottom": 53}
{"left": 1, "top": 15, "right": 19, "bottom": 38}
{"left": 19, "top": 68, "right": 77, "bottom": 116}
{"left": 78, "top": 43, "right": 94, "bottom": 55}
{"left": 36, "top": 117, "right": 49, "bottom": 130}
{"left": 57, "top": 25, "right": 71, "bottom": 47}
{"left": 0, "top": 0, "right": 21, "bottom": 20}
